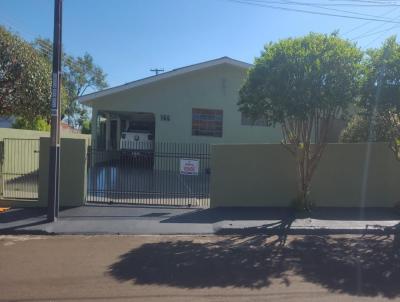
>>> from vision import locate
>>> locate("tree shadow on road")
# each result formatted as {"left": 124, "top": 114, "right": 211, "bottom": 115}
{"left": 290, "top": 233, "right": 400, "bottom": 298}
{"left": 108, "top": 218, "right": 293, "bottom": 289}
{"left": 108, "top": 222, "right": 400, "bottom": 297}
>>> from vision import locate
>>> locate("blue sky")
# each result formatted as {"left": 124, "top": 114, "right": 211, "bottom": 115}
{"left": 0, "top": 0, "right": 399, "bottom": 88}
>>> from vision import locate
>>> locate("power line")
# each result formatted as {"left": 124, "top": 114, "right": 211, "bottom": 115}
{"left": 329, "top": 0, "right": 400, "bottom": 39}
{"left": 349, "top": 12, "right": 400, "bottom": 40}
{"left": 364, "top": 33, "right": 388, "bottom": 47}
{"left": 328, "top": 0, "right": 399, "bottom": 5}
{"left": 227, "top": 0, "right": 400, "bottom": 45}
{"left": 0, "top": 16, "right": 78, "bottom": 67}
{"left": 0, "top": 13, "right": 77, "bottom": 64}
{"left": 343, "top": 7, "right": 397, "bottom": 35}
{"left": 0, "top": 24, "right": 74, "bottom": 66}
{"left": 246, "top": 0, "right": 400, "bottom": 37}
{"left": 227, "top": 0, "right": 400, "bottom": 23}
{"left": 249, "top": 0, "right": 400, "bottom": 7}
{"left": 351, "top": 23, "right": 399, "bottom": 40}
{"left": 346, "top": 8, "right": 400, "bottom": 37}
{"left": 247, "top": 0, "right": 400, "bottom": 18}
{"left": 363, "top": 23, "right": 399, "bottom": 47}
{"left": 0, "top": 13, "right": 40, "bottom": 40}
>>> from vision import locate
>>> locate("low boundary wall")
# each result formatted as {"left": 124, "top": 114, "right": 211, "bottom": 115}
{"left": 38, "top": 138, "right": 87, "bottom": 207}
{"left": 210, "top": 143, "right": 400, "bottom": 208}
{"left": 0, "top": 137, "right": 87, "bottom": 207}
{"left": 0, "top": 128, "right": 90, "bottom": 141}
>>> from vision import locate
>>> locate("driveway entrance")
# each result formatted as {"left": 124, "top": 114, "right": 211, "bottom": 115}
{"left": 86, "top": 142, "right": 210, "bottom": 207}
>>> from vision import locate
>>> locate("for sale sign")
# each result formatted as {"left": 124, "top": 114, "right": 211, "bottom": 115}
{"left": 180, "top": 159, "right": 199, "bottom": 175}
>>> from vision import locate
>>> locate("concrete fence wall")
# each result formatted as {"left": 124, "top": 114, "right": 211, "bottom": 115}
{"left": 39, "top": 138, "right": 87, "bottom": 207}
{"left": 0, "top": 137, "right": 87, "bottom": 207}
{"left": 0, "top": 129, "right": 89, "bottom": 207}
{"left": 0, "top": 128, "right": 88, "bottom": 193}
{"left": 0, "top": 128, "right": 91, "bottom": 141}
{"left": 210, "top": 143, "right": 400, "bottom": 208}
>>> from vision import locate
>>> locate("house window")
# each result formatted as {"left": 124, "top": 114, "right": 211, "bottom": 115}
{"left": 241, "top": 112, "right": 268, "bottom": 127}
{"left": 160, "top": 114, "right": 170, "bottom": 121}
{"left": 192, "top": 108, "right": 223, "bottom": 137}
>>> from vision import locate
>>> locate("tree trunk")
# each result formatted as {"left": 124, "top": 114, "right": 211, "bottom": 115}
{"left": 282, "top": 113, "right": 333, "bottom": 212}
{"left": 296, "top": 149, "right": 311, "bottom": 211}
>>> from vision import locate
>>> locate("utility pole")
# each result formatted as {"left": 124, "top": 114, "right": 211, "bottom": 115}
{"left": 47, "top": 0, "right": 63, "bottom": 222}
{"left": 150, "top": 68, "right": 164, "bottom": 75}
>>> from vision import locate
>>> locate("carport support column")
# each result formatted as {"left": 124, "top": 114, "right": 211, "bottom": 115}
{"left": 91, "top": 109, "right": 97, "bottom": 146}
{"left": 116, "top": 117, "right": 121, "bottom": 150}
{"left": 105, "top": 112, "right": 111, "bottom": 151}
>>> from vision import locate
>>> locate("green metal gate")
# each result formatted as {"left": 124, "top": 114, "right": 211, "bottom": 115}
{"left": 87, "top": 142, "right": 210, "bottom": 207}
{"left": 1, "top": 138, "right": 40, "bottom": 199}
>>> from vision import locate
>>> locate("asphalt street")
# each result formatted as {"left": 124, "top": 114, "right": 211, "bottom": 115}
{"left": 1, "top": 234, "right": 399, "bottom": 302}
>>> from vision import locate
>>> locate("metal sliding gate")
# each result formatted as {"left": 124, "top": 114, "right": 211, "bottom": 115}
{"left": 0, "top": 138, "right": 40, "bottom": 199}
{"left": 86, "top": 142, "right": 210, "bottom": 207}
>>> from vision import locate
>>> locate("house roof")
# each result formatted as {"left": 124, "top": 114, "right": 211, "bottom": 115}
{"left": 79, "top": 57, "right": 251, "bottom": 104}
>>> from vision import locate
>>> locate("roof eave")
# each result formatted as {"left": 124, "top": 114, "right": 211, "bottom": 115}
{"left": 79, "top": 57, "right": 251, "bottom": 105}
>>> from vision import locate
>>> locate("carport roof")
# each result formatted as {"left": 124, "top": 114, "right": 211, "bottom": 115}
{"left": 78, "top": 57, "right": 251, "bottom": 105}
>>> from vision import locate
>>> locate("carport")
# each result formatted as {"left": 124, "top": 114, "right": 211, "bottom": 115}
{"left": 94, "top": 110, "right": 155, "bottom": 151}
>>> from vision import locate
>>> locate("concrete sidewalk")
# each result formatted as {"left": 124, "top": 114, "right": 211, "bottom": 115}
{"left": 0, "top": 204, "right": 399, "bottom": 235}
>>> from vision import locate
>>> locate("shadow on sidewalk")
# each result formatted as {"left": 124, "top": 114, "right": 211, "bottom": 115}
{"left": 108, "top": 222, "right": 400, "bottom": 298}
{"left": 161, "top": 207, "right": 399, "bottom": 224}
{"left": 0, "top": 208, "right": 46, "bottom": 223}
{"left": 0, "top": 208, "right": 49, "bottom": 234}
{"left": 161, "top": 207, "right": 294, "bottom": 224}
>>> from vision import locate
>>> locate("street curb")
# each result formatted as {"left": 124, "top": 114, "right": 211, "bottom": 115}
{"left": 0, "top": 226, "right": 398, "bottom": 236}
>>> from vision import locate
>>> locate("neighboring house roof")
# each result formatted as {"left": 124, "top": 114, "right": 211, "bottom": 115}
{"left": 61, "top": 121, "right": 81, "bottom": 133}
{"left": 79, "top": 57, "right": 252, "bottom": 105}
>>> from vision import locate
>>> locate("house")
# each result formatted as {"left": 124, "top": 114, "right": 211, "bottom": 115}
{"left": 79, "top": 57, "right": 282, "bottom": 149}
{"left": 78, "top": 56, "right": 348, "bottom": 203}
{"left": 61, "top": 121, "right": 81, "bottom": 134}
{"left": 0, "top": 117, "right": 15, "bottom": 128}
{"left": 79, "top": 56, "right": 343, "bottom": 150}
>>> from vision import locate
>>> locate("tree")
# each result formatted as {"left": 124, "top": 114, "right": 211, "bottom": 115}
{"left": 63, "top": 53, "right": 108, "bottom": 128}
{"left": 33, "top": 38, "right": 108, "bottom": 129}
{"left": 12, "top": 117, "right": 51, "bottom": 131}
{"left": 340, "top": 112, "right": 398, "bottom": 144}
{"left": 81, "top": 119, "right": 91, "bottom": 134}
{"left": 32, "top": 38, "right": 108, "bottom": 128}
{"left": 239, "top": 33, "right": 363, "bottom": 210}
{"left": 340, "top": 37, "right": 400, "bottom": 160}
{"left": 0, "top": 26, "right": 52, "bottom": 122}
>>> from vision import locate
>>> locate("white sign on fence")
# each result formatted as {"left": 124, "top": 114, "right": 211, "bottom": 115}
{"left": 180, "top": 158, "right": 199, "bottom": 175}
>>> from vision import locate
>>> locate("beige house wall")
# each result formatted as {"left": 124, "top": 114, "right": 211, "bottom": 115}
{"left": 88, "top": 64, "right": 283, "bottom": 145}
